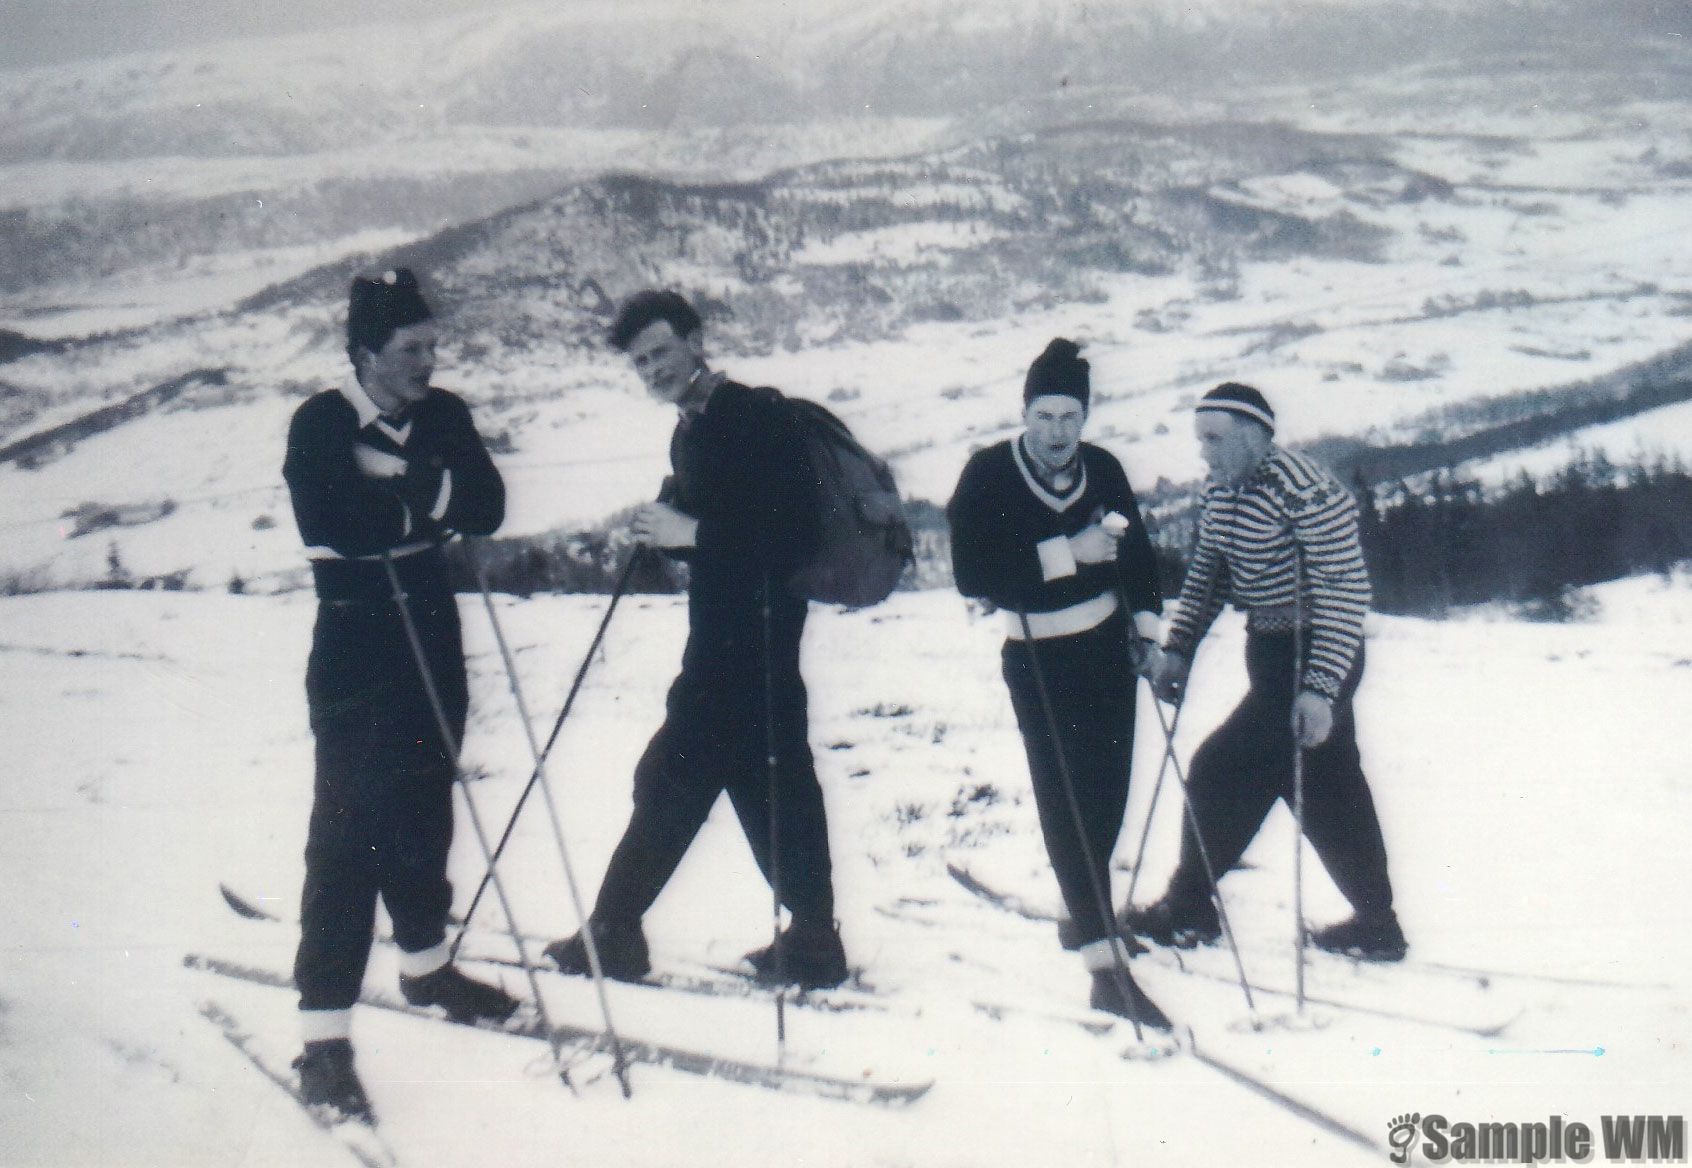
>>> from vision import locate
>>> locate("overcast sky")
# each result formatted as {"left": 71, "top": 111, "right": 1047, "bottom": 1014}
{"left": 0, "top": 0, "right": 531, "bottom": 70}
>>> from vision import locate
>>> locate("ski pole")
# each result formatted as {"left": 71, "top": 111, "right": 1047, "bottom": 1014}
{"left": 1112, "top": 503, "right": 1261, "bottom": 1018}
{"left": 1144, "top": 692, "right": 1258, "bottom": 1018}
{"left": 1109, "top": 553, "right": 1255, "bottom": 1017}
{"left": 1014, "top": 609, "right": 1147, "bottom": 1044}
{"left": 1117, "top": 544, "right": 1217, "bottom": 915}
{"left": 469, "top": 549, "right": 632, "bottom": 1098}
{"left": 763, "top": 571, "right": 788, "bottom": 1057}
{"left": 1119, "top": 700, "right": 1179, "bottom": 911}
{"left": 379, "top": 553, "right": 577, "bottom": 1091}
{"left": 454, "top": 547, "right": 644, "bottom": 950}
{"left": 1291, "top": 542, "right": 1308, "bottom": 1014}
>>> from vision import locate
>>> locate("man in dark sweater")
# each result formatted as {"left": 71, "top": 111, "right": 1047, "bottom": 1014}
{"left": 947, "top": 338, "right": 1171, "bottom": 1029}
{"left": 545, "top": 290, "right": 848, "bottom": 990}
{"left": 282, "top": 269, "right": 518, "bottom": 1122}
{"left": 1131, "top": 382, "right": 1404, "bottom": 962}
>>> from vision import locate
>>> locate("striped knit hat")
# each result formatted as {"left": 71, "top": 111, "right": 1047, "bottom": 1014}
{"left": 1196, "top": 382, "right": 1275, "bottom": 433}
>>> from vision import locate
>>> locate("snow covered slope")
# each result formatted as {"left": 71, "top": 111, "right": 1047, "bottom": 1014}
{"left": 0, "top": 579, "right": 1687, "bottom": 1166}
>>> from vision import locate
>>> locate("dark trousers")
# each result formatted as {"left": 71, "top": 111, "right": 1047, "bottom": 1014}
{"left": 1003, "top": 612, "right": 1138, "bottom": 947}
{"left": 1166, "top": 633, "right": 1394, "bottom": 920}
{"left": 294, "top": 594, "right": 466, "bottom": 1012}
{"left": 591, "top": 594, "right": 836, "bottom": 927}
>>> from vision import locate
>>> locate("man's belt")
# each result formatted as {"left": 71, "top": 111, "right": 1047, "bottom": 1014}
{"left": 309, "top": 542, "right": 450, "bottom": 604}
{"left": 1246, "top": 603, "right": 1312, "bottom": 635}
{"left": 1005, "top": 591, "right": 1119, "bottom": 641}
{"left": 305, "top": 539, "right": 436, "bottom": 563}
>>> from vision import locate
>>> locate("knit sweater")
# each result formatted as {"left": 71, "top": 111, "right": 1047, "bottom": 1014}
{"left": 665, "top": 379, "right": 817, "bottom": 588}
{"left": 283, "top": 376, "right": 504, "bottom": 600}
{"left": 1163, "top": 446, "right": 1369, "bottom": 699}
{"left": 659, "top": 378, "right": 820, "bottom": 682}
{"left": 947, "top": 438, "right": 1161, "bottom": 631}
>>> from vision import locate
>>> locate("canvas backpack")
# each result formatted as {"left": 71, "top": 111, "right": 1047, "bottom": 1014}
{"left": 785, "top": 398, "right": 913, "bottom": 607}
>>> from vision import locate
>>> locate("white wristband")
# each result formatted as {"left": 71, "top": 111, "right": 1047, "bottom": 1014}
{"left": 1036, "top": 535, "right": 1078, "bottom": 581}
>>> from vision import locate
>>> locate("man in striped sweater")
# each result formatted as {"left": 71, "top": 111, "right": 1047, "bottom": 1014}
{"left": 1130, "top": 382, "right": 1405, "bottom": 962}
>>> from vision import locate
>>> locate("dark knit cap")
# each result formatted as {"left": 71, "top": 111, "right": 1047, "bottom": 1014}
{"left": 1196, "top": 382, "right": 1275, "bottom": 433}
{"left": 1024, "top": 338, "right": 1090, "bottom": 407}
{"left": 347, "top": 268, "right": 433, "bottom": 357}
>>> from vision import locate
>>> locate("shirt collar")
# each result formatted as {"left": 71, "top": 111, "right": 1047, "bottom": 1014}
{"left": 338, "top": 372, "right": 414, "bottom": 442}
{"left": 1013, "top": 436, "right": 1087, "bottom": 512}
{"left": 338, "top": 372, "right": 385, "bottom": 429}
{"left": 681, "top": 368, "right": 726, "bottom": 418}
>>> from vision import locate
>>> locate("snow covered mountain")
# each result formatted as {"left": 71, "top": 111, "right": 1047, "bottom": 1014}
{"left": 3, "top": 0, "right": 1677, "bottom": 156}
{"left": 2, "top": 0, "right": 1681, "bottom": 302}
{"left": 0, "top": 0, "right": 1687, "bottom": 593}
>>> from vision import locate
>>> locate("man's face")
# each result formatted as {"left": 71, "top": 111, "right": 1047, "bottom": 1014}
{"left": 1022, "top": 394, "right": 1087, "bottom": 475}
{"left": 1195, "top": 410, "right": 1268, "bottom": 486}
{"left": 625, "top": 320, "right": 706, "bottom": 409}
{"left": 359, "top": 321, "right": 437, "bottom": 415}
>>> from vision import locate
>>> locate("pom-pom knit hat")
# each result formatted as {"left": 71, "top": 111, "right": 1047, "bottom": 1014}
{"left": 348, "top": 268, "right": 433, "bottom": 356}
{"left": 1024, "top": 338, "right": 1090, "bottom": 407}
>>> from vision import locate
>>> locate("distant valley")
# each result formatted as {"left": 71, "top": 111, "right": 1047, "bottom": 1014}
{"left": 0, "top": 0, "right": 1686, "bottom": 593}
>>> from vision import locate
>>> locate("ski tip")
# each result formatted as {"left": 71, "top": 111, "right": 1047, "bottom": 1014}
{"left": 219, "top": 884, "right": 278, "bottom": 922}
{"left": 330, "top": 1114, "right": 399, "bottom": 1168}
{"left": 1476, "top": 1007, "right": 1528, "bottom": 1039}
{"left": 1120, "top": 1036, "right": 1183, "bottom": 1063}
{"left": 884, "top": 1079, "right": 936, "bottom": 1105}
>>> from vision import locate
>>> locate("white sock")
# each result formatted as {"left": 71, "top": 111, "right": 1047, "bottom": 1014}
{"left": 398, "top": 941, "right": 450, "bottom": 979}
{"left": 300, "top": 1008, "right": 352, "bottom": 1044}
{"left": 1080, "top": 936, "right": 1136, "bottom": 972}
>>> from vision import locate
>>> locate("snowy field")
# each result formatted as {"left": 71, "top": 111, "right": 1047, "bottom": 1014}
{"left": 1, "top": 576, "right": 1688, "bottom": 1167}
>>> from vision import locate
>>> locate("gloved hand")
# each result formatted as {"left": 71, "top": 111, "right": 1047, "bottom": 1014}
{"left": 1068, "top": 524, "right": 1119, "bottom": 564}
{"left": 1292, "top": 691, "right": 1334, "bottom": 749}
{"left": 1150, "top": 650, "right": 1189, "bottom": 705}
{"left": 396, "top": 453, "right": 446, "bottom": 519}
{"left": 631, "top": 501, "right": 698, "bottom": 549}
{"left": 1128, "top": 637, "right": 1162, "bottom": 679}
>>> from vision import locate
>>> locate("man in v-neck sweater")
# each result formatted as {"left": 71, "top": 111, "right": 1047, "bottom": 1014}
{"left": 280, "top": 269, "right": 516, "bottom": 1120}
{"left": 948, "top": 338, "right": 1171, "bottom": 1030}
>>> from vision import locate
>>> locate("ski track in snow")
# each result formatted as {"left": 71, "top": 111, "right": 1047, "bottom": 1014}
{"left": 0, "top": 582, "right": 1689, "bottom": 1166}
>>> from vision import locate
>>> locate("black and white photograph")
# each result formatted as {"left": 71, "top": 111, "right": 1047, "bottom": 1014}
{"left": 1, "top": 1, "right": 1688, "bottom": 1165}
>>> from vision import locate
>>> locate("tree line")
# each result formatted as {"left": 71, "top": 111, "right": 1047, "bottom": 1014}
{"left": 450, "top": 450, "right": 1691, "bottom": 624}
{"left": 1356, "top": 452, "right": 1692, "bottom": 620}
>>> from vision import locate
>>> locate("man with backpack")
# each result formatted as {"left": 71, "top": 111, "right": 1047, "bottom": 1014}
{"left": 546, "top": 290, "right": 851, "bottom": 990}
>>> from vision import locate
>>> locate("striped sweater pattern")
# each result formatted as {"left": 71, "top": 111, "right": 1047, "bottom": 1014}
{"left": 1163, "top": 447, "right": 1370, "bottom": 699}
